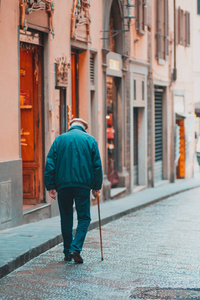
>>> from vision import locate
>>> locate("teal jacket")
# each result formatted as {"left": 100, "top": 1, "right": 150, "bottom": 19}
{"left": 44, "top": 125, "right": 103, "bottom": 192}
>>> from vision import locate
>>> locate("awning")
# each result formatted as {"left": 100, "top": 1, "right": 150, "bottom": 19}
{"left": 175, "top": 112, "right": 186, "bottom": 120}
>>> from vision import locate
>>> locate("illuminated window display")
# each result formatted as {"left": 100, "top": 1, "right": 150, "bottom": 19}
{"left": 106, "top": 77, "right": 119, "bottom": 187}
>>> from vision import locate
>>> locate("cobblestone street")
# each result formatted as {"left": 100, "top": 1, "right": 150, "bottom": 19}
{"left": 1, "top": 187, "right": 200, "bottom": 299}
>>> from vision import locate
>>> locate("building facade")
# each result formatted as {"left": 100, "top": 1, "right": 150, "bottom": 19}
{"left": 0, "top": 0, "right": 196, "bottom": 230}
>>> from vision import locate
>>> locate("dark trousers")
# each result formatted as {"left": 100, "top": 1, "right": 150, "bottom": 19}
{"left": 58, "top": 187, "right": 91, "bottom": 256}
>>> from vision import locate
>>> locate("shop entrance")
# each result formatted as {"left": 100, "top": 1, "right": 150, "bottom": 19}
{"left": 71, "top": 51, "right": 79, "bottom": 119}
{"left": 106, "top": 77, "right": 120, "bottom": 187}
{"left": 20, "top": 43, "right": 43, "bottom": 206}
{"left": 176, "top": 119, "right": 185, "bottom": 178}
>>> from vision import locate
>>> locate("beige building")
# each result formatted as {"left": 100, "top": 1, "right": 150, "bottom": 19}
{"left": 0, "top": 0, "right": 196, "bottom": 230}
{"left": 130, "top": 0, "right": 195, "bottom": 187}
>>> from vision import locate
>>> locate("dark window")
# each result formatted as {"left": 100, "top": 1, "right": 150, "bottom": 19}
{"left": 198, "top": 0, "right": 200, "bottom": 15}
{"left": 134, "top": 80, "right": 136, "bottom": 100}
{"left": 135, "top": 0, "right": 147, "bottom": 35}
{"left": 142, "top": 81, "right": 144, "bottom": 100}
{"left": 156, "top": 0, "right": 169, "bottom": 61}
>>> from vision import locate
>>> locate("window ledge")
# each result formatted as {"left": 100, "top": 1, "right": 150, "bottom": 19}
{"left": 158, "top": 58, "right": 165, "bottom": 66}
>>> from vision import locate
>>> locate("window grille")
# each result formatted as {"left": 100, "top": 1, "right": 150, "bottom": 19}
{"left": 90, "top": 54, "right": 95, "bottom": 86}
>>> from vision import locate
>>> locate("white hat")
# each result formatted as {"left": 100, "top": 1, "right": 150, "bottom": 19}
{"left": 69, "top": 118, "right": 88, "bottom": 130}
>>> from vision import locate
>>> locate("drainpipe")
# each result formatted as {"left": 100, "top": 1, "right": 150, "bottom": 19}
{"left": 173, "top": 0, "right": 177, "bottom": 81}
{"left": 170, "top": 0, "right": 176, "bottom": 182}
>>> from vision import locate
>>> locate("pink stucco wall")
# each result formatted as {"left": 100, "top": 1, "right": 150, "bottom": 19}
{"left": 0, "top": 0, "right": 20, "bottom": 162}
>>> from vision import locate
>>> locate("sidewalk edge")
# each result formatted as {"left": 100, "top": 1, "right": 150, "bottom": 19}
{"left": 1, "top": 183, "right": 199, "bottom": 279}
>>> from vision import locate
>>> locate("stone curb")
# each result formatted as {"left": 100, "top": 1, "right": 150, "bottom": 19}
{"left": 1, "top": 183, "right": 200, "bottom": 279}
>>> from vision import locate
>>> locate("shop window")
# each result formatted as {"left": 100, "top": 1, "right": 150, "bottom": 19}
{"left": 135, "top": 0, "right": 147, "bottom": 35}
{"left": 156, "top": 0, "right": 169, "bottom": 62}
{"left": 106, "top": 77, "right": 120, "bottom": 187}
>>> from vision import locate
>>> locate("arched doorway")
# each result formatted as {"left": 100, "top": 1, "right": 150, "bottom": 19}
{"left": 103, "top": 0, "right": 129, "bottom": 196}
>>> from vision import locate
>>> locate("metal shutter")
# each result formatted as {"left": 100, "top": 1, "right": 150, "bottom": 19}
{"left": 90, "top": 54, "right": 95, "bottom": 85}
{"left": 134, "top": 108, "right": 139, "bottom": 186}
{"left": 154, "top": 90, "right": 163, "bottom": 182}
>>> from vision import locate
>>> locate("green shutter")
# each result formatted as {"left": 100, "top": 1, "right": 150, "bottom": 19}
{"left": 198, "top": 0, "right": 200, "bottom": 15}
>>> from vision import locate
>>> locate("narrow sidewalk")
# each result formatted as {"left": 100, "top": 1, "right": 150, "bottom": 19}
{"left": 1, "top": 176, "right": 200, "bottom": 279}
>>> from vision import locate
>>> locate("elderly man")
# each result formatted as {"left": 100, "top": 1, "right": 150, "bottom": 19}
{"left": 44, "top": 118, "right": 103, "bottom": 263}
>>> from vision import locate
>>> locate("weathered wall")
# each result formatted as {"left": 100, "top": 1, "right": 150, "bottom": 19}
{"left": 0, "top": 1, "right": 23, "bottom": 229}
{"left": 0, "top": 0, "right": 20, "bottom": 162}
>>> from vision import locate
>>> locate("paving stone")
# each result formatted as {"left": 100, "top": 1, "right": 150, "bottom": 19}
{"left": 0, "top": 176, "right": 200, "bottom": 280}
{"left": 1, "top": 187, "right": 200, "bottom": 299}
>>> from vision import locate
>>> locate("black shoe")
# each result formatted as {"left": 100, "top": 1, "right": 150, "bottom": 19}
{"left": 64, "top": 255, "right": 72, "bottom": 262}
{"left": 70, "top": 252, "right": 83, "bottom": 264}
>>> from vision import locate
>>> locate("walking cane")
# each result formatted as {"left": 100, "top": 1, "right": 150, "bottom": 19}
{"left": 97, "top": 191, "right": 104, "bottom": 261}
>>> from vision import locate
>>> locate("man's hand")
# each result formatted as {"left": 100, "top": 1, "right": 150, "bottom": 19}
{"left": 92, "top": 190, "right": 100, "bottom": 198}
{"left": 49, "top": 189, "right": 57, "bottom": 200}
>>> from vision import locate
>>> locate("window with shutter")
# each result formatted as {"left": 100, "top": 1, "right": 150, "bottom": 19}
{"left": 178, "top": 7, "right": 184, "bottom": 45}
{"left": 157, "top": 0, "right": 162, "bottom": 60}
{"left": 178, "top": 7, "right": 190, "bottom": 47}
{"left": 145, "top": 0, "right": 152, "bottom": 30}
{"left": 164, "top": 0, "right": 169, "bottom": 58}
{"left": 135, "top": 0, "right": 146, "bottom": 35}
{"left": 185, "top": 11, "right": 190, "bottom": 47}
{"left": 156, "top": 0, "right": 168, "bottom": 62}
{"left": 178, "top": 7, "right": 181, "bottom": 44}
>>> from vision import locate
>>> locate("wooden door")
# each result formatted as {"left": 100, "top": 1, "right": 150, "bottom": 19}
{"left": 20, "top": 44, "right": 43, "bottom": 205}
{"left": 71, "top": 52, "right": 79, "bottom": 119}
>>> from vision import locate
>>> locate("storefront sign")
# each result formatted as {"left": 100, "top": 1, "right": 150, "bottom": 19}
{"left": 109, "top": 59, "right": 120, "bottom": 72}
{"left": 106, "top": 52, "right": 122, "bottom": 77}
{"left": 20, "top": 32, "right": 40, "bottom": 45}
{"left": 55, "top": 57, "right": 69, "bottom": 89}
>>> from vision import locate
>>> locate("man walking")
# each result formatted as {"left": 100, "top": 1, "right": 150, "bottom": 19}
{"left": 44, "top": 118, "right": 103, "bottom": 263}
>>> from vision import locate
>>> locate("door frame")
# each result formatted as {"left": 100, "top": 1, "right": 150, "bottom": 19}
{"left": 130, "top": 65, "right": 148, "bottom": 193}
{"left": 20, "top": 39, "right": 44, "bottom": 205}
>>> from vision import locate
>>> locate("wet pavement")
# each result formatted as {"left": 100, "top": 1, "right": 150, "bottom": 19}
{"left": 1, "top": 187, "right": 200, "bottom": 299}
{"left": 1, "top": 175, "right": 200, "bottom": 279}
